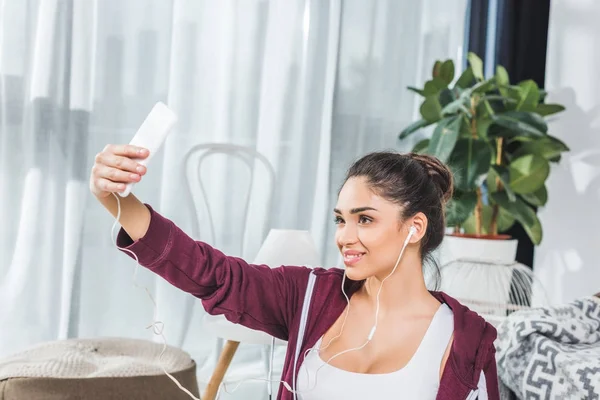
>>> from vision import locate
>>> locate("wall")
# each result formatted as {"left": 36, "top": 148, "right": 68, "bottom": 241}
{"left": 534, "top": 0, "right": 600, "bottom": 303}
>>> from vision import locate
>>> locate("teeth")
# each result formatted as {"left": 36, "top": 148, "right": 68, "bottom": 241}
{"left": 345, "top": 254, "right": 362, "bottom": 258}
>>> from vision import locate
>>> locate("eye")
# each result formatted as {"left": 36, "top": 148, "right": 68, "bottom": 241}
{"left": 334, "top": 216, "right": 344, "bottom": 224}
{"left": 358, "top": 215, "right": 372, "bottom": 224}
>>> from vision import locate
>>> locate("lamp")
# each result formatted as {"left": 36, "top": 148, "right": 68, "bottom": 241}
{"left": 253, "top": 229, "right": 321, "bottom": 268}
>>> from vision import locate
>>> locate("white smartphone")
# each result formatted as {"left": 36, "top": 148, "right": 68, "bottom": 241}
{"left": 119, "top": 102, "right": 178, "bottom": 197}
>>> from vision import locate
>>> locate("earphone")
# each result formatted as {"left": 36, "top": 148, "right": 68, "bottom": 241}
{"left": 111, "top": 193, "right": 201, "bottom": 400}
{"left": 111, "top": 194, "right": 416, "bottom": 399}
{"left": 219, "top": 224, "right": 418, "bottom": 397}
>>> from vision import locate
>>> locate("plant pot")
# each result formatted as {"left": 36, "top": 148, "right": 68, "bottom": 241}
{"left": 433, "top": 234, "right": 523, "bottom": 326}
{"left": 437, "top": 234, "right": 518, "bottom": 265}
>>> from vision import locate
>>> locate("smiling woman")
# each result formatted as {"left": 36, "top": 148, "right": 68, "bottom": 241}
{"left": 294, "top": 152, "right": 470, "bottom": 399}
{"left": 333, "top": 151, "right": 453, "bottom": 285}
{"left": 93, "top": 143, "right": 499, "bottom": 399}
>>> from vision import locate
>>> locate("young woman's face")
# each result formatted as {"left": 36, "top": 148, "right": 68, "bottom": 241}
{"left": 334, "top": 176, "right": 410, "bottom": 281}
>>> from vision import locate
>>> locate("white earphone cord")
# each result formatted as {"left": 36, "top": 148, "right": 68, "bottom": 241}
{"left": 111, "top": 193, "right": 201, "bottom": 400}
{"left": 220, "top": 226, "right": 416, "bottom": 397}
{"left": 113, "top": 194, "right": 414, "bottom": 399}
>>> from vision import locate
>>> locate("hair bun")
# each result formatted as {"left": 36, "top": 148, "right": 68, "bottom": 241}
{"left": 409, "top": 153, "right": 454, "bottom": 203}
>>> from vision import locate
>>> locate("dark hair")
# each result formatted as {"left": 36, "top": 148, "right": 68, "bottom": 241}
{"left": 341, "top": 151, "right": 453, "bottom": 285}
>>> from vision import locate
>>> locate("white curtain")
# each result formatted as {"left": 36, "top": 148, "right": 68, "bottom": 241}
{"left": 0, "top": 0, "right": 467, "bottom": 397}
{"left": 534, "top": 0, "right": 600, "bottom": 304}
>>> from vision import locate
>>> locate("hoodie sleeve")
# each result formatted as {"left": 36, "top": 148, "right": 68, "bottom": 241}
{"left": 116, "top": 205, "right": 311, "bottom": 341}
{"left": 477, "top": 345, "right": 500, "bottom": 400}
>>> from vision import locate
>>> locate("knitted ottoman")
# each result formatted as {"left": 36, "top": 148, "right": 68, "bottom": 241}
{"left": 0, "top": 337, "right": 199, "bottom": 400}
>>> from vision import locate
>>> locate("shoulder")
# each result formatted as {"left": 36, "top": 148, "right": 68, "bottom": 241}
{"left": 270, "top": 266, "right": 349, "bottom": 299}
{"left": 310, "top": 266, "right": 345, "bottom": 278}
{"left": 433, "top": 292, "right": 498, "bottom": 388}
{"left": 311, "top": 267, "right": 363, "bottom": 294}
{"left": 431, "top": 291, "right": 495, "bottom": 331}
{"left": 272, "top": 265, "right": 343, "bottom": 283}
{"left": 432, "top": 292, "right": 497, "bottom": 352}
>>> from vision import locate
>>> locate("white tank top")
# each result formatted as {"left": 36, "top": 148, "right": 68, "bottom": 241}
{"left": 297, "top": 303, "right": 454, "bottom": 400}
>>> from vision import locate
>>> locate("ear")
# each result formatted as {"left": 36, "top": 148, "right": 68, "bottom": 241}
{"left": 407, "top": 212, "right": 427, "bottom": 243}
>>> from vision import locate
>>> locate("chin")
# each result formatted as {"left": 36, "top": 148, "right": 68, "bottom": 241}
{"left": 343, "top": 263, "right": 370, "bottom": 281}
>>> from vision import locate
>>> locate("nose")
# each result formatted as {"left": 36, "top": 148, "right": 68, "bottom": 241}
{"left": 337, "top": 223, "right": 359, "bottom": 247}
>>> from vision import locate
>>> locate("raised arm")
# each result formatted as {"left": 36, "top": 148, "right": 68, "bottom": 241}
{"left": 115, "top": 205, "right": 311, "bottom": 340}
{"left": 89, "top": 144, "right": 310, "bottom": 340}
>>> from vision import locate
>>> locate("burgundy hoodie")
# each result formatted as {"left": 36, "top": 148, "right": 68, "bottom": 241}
{"left": 117, "top": 205, "right": 499, "bottom": 400}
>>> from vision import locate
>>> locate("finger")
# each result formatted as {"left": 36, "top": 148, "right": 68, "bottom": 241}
{"left": 96, "top": 178, "right": 126, "bottom": 193}
{"left": 95, "top": 165, "right": 141, "bottom": 184}
{"left": 104, "top": 144, "right": 149, "bottom": 159}
{"left": 96, "top": 153, "right": 146, "bottom": 175}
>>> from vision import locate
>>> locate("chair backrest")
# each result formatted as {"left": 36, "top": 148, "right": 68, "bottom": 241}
{"left": 182, "top": 143, "right": 276, "bottom": 259}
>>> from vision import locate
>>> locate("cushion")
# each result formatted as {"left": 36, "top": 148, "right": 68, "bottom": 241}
{"left": 0, "top": 337, "right": 199, "bottom": 400}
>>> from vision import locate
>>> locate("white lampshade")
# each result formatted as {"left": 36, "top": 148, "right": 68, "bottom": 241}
{"left": 254, "top": 229, "right": 321, "bottom": 267}
{"left": 203, "top": 229, "right": 322, "bottom": 346}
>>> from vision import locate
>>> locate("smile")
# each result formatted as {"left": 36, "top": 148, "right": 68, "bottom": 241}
{"left": 343, "top": 251, "right": 365, "bottom": 265}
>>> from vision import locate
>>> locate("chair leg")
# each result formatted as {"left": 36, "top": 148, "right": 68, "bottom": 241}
{"left": 203, "top": 340, "right": 240, "bottom": 400}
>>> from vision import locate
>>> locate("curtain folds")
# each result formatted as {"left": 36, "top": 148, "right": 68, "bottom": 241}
{"left": 0, "top": 0, "right": 467, "bottom": 397}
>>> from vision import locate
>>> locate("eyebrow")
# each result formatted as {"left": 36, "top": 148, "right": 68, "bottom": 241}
{"left": 333, "top": 207, "right": 378, "bottom": 214}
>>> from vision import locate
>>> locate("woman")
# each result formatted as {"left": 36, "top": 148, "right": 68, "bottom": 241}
{"left": 90, "top": 145, "right": 499, "bottom": 400}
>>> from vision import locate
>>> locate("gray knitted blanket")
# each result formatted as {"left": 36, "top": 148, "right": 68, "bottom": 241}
{"left": 496, "top": 296, "right": 600, "bottom": 400}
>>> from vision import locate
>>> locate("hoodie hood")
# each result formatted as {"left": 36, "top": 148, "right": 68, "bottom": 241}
{"left": 432, "top": 291, "right": 498, "bottom": 389}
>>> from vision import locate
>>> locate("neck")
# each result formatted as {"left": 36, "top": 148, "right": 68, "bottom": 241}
{"left": 359, "top": 249, "right": 433, "bottom": 313}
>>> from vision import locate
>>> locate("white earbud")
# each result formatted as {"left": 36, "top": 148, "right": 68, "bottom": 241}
{"left": 407, "top": 225, "right": 417, "bottom": 241}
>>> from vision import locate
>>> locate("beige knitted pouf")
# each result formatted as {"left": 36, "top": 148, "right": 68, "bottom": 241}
{"left": 0, "top": 337, "right": 199, "bottom": 400}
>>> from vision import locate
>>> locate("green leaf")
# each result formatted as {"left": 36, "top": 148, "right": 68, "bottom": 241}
{"left": 399, "top": 119, "right": 431, "bottom": 139}
{"left": 441, "top": 96, "right": 469, "bottom": 116}
{"left": 407, "top": 86, "right": 426, "bottom": 96}
{"left": 491, "top": 192, "right": 543, "bottom": 244}
{"left": 446, "top": 191, "right": 478, "bottom": 226}
{"left": 489, "top": 165, "right": 516, "bottom": 201}
{"left": 535, "top": 103, "right": 566, "bottom": 116}
{"left": 521, "top": 185, "right": 548, "bottom": 206}
{"left": 476, "top": 118, "right": 493, "bottom": 139}
{"left": 512, "top": 135, "right": 569, "bottom": 162}
{"left": 423, "top": 77, "right": 448, "bottom": 96}
{"left": 412, "top": 138, "right": 430, "bottom": 154}
{"left": 432, "top": 60, "right": 442, "bottom": 78}
{"left": 439, "top": 88, "right": 456, "bottom": 107}
{"left": 447, "top": 138, "right": 492, "bottom": 191}
{"left": 516, "top": 80, "right": 540, "bottom": 112}
{"left": 439, "top": 60, "right": 455, "bottom": 85}
{"left": 468, "top": 52, "right": 484, "bottom": 81}
{"left": 495, "top": 66, "right": 510, "bottom": 97}
{"left": 482, "top": 95, "right": 517, "bottom": 103}
{"left": 489, "top": 111, "right": 548, "bottom": 138}
{"left": 427, "top": 116, "right": 461, "bottom": 162}
{"left": 472, "top": 79, "right": 496, "bottom": 94}
{"left": 459, "top": 116, "right": 473, "bottom": 138}
{"left": 462, "top": 204, "right": 516, "bottom": 235}
{"left": 455, "top": 67, "right": 475, "bottom": 89}
{"left": 420, "top": 96, "right": 443, "bottom": 122}
{"left": 497, "top": 85, "right": 523, "bottom": 109}
{"left": 509, "top": 154, "right": 550, "bottom": 194}
{"left": 475, "top": 100, "right": 492, "bottom": 119}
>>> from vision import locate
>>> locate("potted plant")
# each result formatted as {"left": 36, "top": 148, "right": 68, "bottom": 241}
{"left": 399, "top": 52, "right": 568, "bottom": 263}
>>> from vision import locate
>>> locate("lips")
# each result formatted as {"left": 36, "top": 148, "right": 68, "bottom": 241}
{"left": 343, "top": 250, "right": 365, "bottom": 266}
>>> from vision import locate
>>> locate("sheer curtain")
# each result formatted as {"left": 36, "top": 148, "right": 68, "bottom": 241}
{"left": 0, "top": 0, "right": 467, "bottom": 397}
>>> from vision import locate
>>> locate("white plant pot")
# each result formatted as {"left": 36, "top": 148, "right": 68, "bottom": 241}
{"left": 434, "top": 235, "right": 520, "bottom": 327}
{"left": 437, "top": 235, "right": 518, "bottom": 265}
